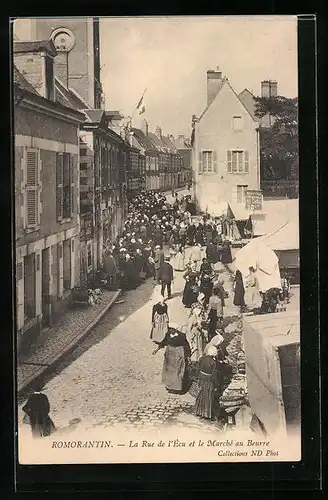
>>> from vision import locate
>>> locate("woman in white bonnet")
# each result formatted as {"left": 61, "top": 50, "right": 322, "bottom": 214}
{"left": 150, "top": 290, "right": 169, "bottom": 344}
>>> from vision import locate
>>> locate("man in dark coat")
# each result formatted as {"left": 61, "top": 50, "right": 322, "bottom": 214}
{"left": 158, "top": 256, "right": 174, "bottom": 299}
{"left": 103, "top": 249, "right": 118, "bottom": 289}
{"left": 206, "top": 241, "right": 219, "bottom": 265}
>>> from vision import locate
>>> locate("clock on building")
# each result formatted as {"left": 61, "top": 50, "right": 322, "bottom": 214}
{"left": 51, "top": 27, "right": 75, "bottom": 52}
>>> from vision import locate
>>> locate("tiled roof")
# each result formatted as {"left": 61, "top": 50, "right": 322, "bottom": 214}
{"left": 14, "top": 40, "right": 57, "bottom": 58}
{"left": 148, "top": 132, "right": 166, "bottom": 149}
{"left": 54, "top": 77, "right": 87, "bottom": 111}
{"left": 161, "top": 135, "right": 176, "bottom": 151}
{"left": 238, "top": 89, "right": 258, "bottom": 121}
{"left": 131, "top": 128, "right": 158, "bottom": 151}
{"left": 13, "top": 65, "right": 39, "bottom": 95}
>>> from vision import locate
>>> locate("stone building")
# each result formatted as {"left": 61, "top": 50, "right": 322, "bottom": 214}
{"left": 13, "top": 40, "right": 85, "bottom": 351}
{"left": 14, "top": 17, "right": 129, "bottom": 281}
{"left": 192, "top": 68, "right": 261, "bottom": 215}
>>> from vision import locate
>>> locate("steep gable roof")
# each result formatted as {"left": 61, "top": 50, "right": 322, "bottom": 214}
{"left": 148, "top": 132, "right": 166, "bottom": 150}
{"left": 55, "top": 77, "right": 90, "bottom": 111}
{"left": 131, "top": 128, "right": 158, "bottom": 151}
{"left": 238, "top": 88, "right": 258, "bottom": 121}
{"left": 199, "top": 79, "right": 258, "bottom": 123}
{"left": 161, "top": 135, "right": 176, "bottom": 151}
{"left": 13, "top": 65, "right": 40, "bottom": 96}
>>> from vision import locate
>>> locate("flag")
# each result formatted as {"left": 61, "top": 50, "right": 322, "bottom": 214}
{"left": 139, "top": 105, "right": 146, "bottom": 115}
{"left": 136, "top": 95, "right": 144, "bottom": 110}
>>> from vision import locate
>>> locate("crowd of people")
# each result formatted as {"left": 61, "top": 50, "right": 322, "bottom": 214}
{"left": 101, "top": 189, "right": 236, "bottom": 425}
{"left": 22, "top": 190, "right": 240, "bottom": 438}
{"left": 101, "top": 190, "right": 233, "bottom": 295}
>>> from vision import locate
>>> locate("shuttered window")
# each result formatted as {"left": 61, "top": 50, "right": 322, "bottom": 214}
{"left": 56, "top": 152, "right": 64, "bottom": 220}
{"left": 63, "top": 152, "right": 71, "bottom": 218}
{"left": 57, "top": 152, "right": 74, "bottom": 220}
{"left": 227, "top": 150, "right": 250, "bottom": 173}
{"left": 26, "top": 148, "right": 39, "bottom": 228}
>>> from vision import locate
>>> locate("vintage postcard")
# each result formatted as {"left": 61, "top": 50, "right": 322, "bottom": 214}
{"left": 14, "top": 15, "right": 300, "bottom": 465}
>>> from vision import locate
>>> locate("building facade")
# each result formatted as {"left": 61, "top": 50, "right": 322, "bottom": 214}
{"left": 192, "top": 68, "right": 261, "bottom": 215}
{"left": 174, "top": 134, "right": 192, "bottom": 187}
{"left": 14, "top": 41, "right": 85, "bottom": 351}
{"left": 14, "top": 17, "right": 103, "bottom": 109}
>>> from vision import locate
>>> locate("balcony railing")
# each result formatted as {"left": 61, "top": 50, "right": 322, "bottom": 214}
{"left": 261, "top": 179, "right": 299, "bottom": 198}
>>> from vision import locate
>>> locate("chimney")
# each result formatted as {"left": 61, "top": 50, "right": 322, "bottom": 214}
{"left": 128, "top": 131, "right": 134, "bottom": 147}
{"left": 207, "top": 67, "right": 223, "bottom": 106}
{"left": 54, "top": 52, "right": 69, "bottom": 88}
{"left": 14, "top": 40, "right": 57, "bottom": 100}
{"left": 261, "top": 80, "right": 271, "bottom": 97}
{"left": 141, "top": 119, "right": 149, "bottom": 136}
{"left": 178, "top": 134, "right": 185, "bottom": 140}
{"left": 155, "top": 126, "right": 162, "bottom": 139}
{"left": 270, "top": 80, "right": 278, "bottom": 97}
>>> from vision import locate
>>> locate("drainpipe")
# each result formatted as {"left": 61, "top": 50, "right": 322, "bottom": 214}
{"left": 256, "top": 127, "right": 261, "bottom": 190}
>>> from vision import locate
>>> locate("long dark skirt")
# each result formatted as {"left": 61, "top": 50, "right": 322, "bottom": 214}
{"left": 208, "top": 309, "right": 218, "bottom": 340}
{"left": 182, "top": 282, "right": 199, "bottom": 307}
{"left": 162, "top": 345, "right": 186, "bottom": 392}
{"left": 30, "top": 415, "right": 56, "bottom": 438}
{"left": 233, "top": 280, "right": 245, "bottom": 307}
{"left": 195, "top": 372, "right": 217, "bottom": 419}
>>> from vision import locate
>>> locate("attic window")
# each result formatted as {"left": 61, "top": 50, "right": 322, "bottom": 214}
{"left": 233, "top": 116, "right": 243, "bottom": 131}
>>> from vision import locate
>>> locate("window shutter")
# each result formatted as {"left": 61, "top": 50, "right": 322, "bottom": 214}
{"left": 198, "top": 151, "right": 202, "bottom": 174}
{"left": 56, "top": 153, "right": 63, "bottom": 220}
{"left": 63, "top": 152, "right": 71, "bottom": 218}
{"left": 213, "top": 151, "right": 217, "bottom": 173}
{"left": 227, "top": 151, "right": 232, "bottom": 173}
{"left": 244, "top": 151, "right": 249, "bottom": 173}
{"left": 26, "top": 148, "right": 38, "bottom": 228}
{"left": 238, "top": 151, "right": 243, "bottom": 172}
{"left": 70, "top": 154, "right": 74, "bottom": 216}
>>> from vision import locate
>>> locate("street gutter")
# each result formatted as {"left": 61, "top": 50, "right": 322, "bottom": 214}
{"left": 17, "top": 289, "right": 122, "bottom": 397}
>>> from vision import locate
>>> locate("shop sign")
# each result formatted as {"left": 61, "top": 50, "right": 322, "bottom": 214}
{"left": 245, "top": 190, "right": 263, "bottom": 210}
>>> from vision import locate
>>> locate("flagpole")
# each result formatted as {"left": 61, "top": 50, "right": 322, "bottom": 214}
{"left": 131, "top": 88, "right": 147, "bottom": 122}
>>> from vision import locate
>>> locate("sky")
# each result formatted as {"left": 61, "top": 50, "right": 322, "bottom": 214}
{"left": 100, "top": 16, "right": 298, "bottom": 137}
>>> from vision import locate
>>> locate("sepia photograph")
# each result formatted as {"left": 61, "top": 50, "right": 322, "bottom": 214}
{"left": 13, "top": 15, "right": 300, "bottom": 464}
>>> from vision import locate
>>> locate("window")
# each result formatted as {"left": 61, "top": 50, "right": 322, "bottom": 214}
{"left": 56, "top": 152, "right": 74, "bottom": 220}
{"left": 227, "top": 150, "right": 249, "bottom": 173}
{"left": 198, "top": 150, "right": 217, "bottom": 174}
{"left": 26, "top": 148, "right": 40, "bottom": 229}
{"left": 237, "top": 185, "right": 248, "bottom": 204}
{"left": 233, "top": 116, "right": 243, "bottom": 131}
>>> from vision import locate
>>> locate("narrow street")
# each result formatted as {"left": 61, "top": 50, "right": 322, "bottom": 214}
{"left": 18, "top": 254, "right": 242, "bottom": 438}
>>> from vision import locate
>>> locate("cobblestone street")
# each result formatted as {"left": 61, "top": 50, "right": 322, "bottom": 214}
{"left": 18, "top": 254, "right": 243, "bottom": 437}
